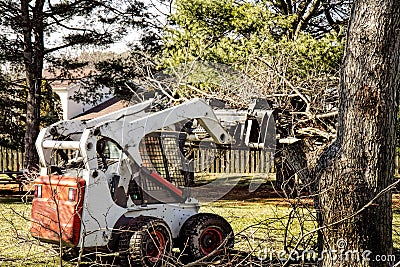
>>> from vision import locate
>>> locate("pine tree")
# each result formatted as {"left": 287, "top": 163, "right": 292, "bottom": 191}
{"left": 0, "top": 0, "right": 151, "bottom": 169}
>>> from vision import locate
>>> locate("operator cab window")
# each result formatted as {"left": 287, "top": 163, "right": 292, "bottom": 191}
{"left": 96, "top": 138, "right": 122, "bottom": 171}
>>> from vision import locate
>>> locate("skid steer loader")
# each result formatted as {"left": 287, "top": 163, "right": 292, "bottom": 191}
{"left": 30, "top": 97, "right": 274, "bottom": 266}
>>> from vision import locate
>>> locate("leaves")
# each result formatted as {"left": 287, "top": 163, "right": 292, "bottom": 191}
{"left": 162, "top": 0, "right": 344, "bottom": 75}
{"left": 0, "top": 75, "right": 62, "bottom": 149}
{"left": 0, "top": 0, "right": 158, "bottom": 163}
{"left": 0, "top": 74, "right": 25, "bottom": 149}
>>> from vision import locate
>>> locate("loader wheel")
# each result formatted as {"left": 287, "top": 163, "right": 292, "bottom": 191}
{"left": 119, "top": 216, "right": 172, "bottom": 267}
{"left": 179, "top": 213, "right": 234, "bottom": 262}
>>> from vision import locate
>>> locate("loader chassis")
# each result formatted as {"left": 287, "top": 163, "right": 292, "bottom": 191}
{"left": 30, "top": 98, "right": 274, "bottom": 265}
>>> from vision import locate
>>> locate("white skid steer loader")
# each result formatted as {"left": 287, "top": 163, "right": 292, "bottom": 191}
{"left": 30, "top": 98, "right": 274, "bottom": 266}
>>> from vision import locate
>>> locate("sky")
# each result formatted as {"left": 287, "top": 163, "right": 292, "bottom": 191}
{"left": 58, "top": 0, "right": 171, "bottom": 56}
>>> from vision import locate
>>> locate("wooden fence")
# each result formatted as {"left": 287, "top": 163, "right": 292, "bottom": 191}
{"left": 0, "top": 146, "right": 24, "bottom": 172}
{"left": 3, "top": 144, "right": 400, "bottom": 175}
{"left": 192, "top": 148, "right": 275, "bottom": 174}
{"left": 0, "top": 146, "right": 275, "bottom": 174}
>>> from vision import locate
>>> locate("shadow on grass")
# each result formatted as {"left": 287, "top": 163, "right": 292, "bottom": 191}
{"left": 0, "top": 192, "right": 32, "bottom": 204}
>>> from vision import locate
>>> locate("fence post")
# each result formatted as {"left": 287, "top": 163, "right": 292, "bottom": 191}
{"left": 0, "top": 146, "right": 3, "bottom": 171}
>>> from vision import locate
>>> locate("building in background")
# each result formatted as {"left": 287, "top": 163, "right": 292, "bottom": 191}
{"left": 52, "top": 82, "right": 112, "bottom": 120}
{"left": 45, "top": 69, "right": 112, "bottom": 120}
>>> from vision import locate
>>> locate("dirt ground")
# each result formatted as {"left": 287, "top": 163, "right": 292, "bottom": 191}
{"left": 2, "top": 180, "right": 400, "bottom": 208}
{"left": 0, "top": 177, "right": 291, "bottom": 198}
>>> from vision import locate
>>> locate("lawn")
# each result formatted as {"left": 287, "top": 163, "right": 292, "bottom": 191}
{"left": 0, "top": 176, "right": 400, "bottom": 266}
{"left": 202, "top": 200, "right": 317, "bottom": 253}
{"left": 0, "top": 196, "right": 68, "bottom": 267}
{"left": 0, "top": 196, "right": 317, "bottom": 266}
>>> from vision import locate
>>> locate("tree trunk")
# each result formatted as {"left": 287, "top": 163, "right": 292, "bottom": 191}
{"left": 22, "top": 0, "right": 44, "bottom": 170}
{"left": 275, "top": 140, "right": 310, "bottom": 197}
{"left": 316, "top": 0, "right": 400, "bottom": 266}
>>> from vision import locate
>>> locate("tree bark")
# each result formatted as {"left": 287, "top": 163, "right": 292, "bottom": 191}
{"left": 315, "top": 0, "right": 400, "bottom": 266}
{"left": 22, "top": 0, "right": 44, "bottom": 170}
{"left": 275, "top": 140, "right": 310, "bottom": 197}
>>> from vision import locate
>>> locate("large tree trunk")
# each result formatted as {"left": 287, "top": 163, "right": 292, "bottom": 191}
{"left": 22, "top": 0, "right": 44, "bottom": 170}
{"left": 316, "top": 0, "right": 400, "bottom": 266}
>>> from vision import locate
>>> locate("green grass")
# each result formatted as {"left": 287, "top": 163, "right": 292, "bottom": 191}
{"left": 0, "top": 196, "right": 316, "bottom": 266}
{"left": 0, "top": 197, "right": 72, "bottom": 267}
{"left": 1, "top": 194, "right": 400, "bottom": 266}
{"left": 201, "top": 199, "right": 318, "bottom": 254}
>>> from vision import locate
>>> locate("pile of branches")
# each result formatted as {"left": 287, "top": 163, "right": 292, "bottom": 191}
{"left": 137, "top": 60, "right": 339, "bottom": 149}
{"left": 70, "top": 53, "right": 340, "bottom": 155}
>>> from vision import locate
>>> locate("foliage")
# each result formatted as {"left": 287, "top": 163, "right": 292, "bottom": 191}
{"left": 72, "top": 0, "right": 345, "bottom": 116}
{"left": 0, "top": 0, "right": 156, "bottom": 168}
{"left": 161, "top": 0, "right": 292, "bottom": 67}
{"left": 70, "top": 51, "right": 158, "bottom": 105}
{"left": 0, "top": 74, "right": 26, "bottom": 149}
{"left": 57, "top": 0, "right": 345, "bottom": 144}
{"left": 0, "top": 75, "right": 62, "bottom": 150}
{"left": 155, "top": 0, "right": 344, "bottom": 142}
{"left": 162, "top": 0, "right": 343, "bottom": 71}
{"left": 265, "top": 0, "right": 350, "bottom": 37}
{"left": 75, "top": 0, "right": 345, "bottom": 144}
{"left": 39, "top": 81, "right": 63, "bottom": 128}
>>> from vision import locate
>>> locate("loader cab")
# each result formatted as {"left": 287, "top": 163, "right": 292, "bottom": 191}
{"left": 96, "top": 137, "right": 123, "bottom": 172}
{"left": 96, "top": 131, "right": 192, "bottom": 208}
{"left": 36, "top": 137, "right": 87, "bottom": 178}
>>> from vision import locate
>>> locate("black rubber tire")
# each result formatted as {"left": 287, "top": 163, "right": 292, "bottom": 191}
{"left": 119, "top": 216, "right": 172, "bottom": 267}
{"left": 178, "top": 213, "right": 234, "bottom": 262}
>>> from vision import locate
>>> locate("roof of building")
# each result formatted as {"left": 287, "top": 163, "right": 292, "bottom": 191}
{"left": 72, "top": 97, "right": 130, "bottom": 121}
{"left": 43, "top": 67, "right": 96, "bottom": 91}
